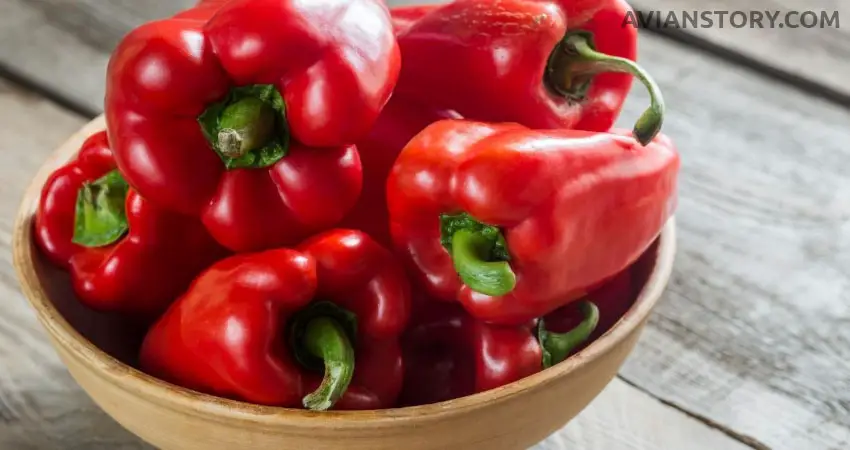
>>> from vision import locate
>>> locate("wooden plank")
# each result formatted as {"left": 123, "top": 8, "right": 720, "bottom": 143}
{"left": 614, "top": 28, "right": 850, "bottom": 450}
{"left": 535, "top": 379, "right": 752, "bottom": 450}
{"left": 0, "top": 79, "right": 147, "bottom": 449}
{"left": 0, "top": 0, "right": 195, "bottom": 114}
{"left": 634, "top": 0, "right": 850, "bottom": 100}
{"left": 1, "top": 0, "right": 847, "bottom": 112}
{"left": 0, "top": 79, "right": 747, "bottom": 449}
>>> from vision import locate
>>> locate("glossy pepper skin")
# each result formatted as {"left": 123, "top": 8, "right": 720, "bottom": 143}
{"left": 340, "top": 96, "right": 458, "bottom": 247}
{"left": 34, "top": 131, "right": 226, "bottom": 319}
{"left": 337, "top": 9, "right": 461, "bottom": 247}
{"left": 388, "top": 120, "right": 679, "bottom": 325}
{"left": 392, "top": 0, "right": 663, "bottom": 141}
{"left": 140, "top": 229, "right": 411, "bottom": 410}
{"left": 105, "top": 0, "right": 400, "bottom": 252}
{"left": 341, "top": 3, "right": 663, "bottom": 246}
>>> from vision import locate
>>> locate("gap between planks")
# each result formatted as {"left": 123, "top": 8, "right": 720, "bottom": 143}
{"left": 631, "top": 7, "right": 850, "bottom": 110}
{"left": 3, "top": 0, "right": 850, "bottom": 118}
{"left": 631, "top": 0, "right": 850, "bottom": 106}
{"left": 618, "top": 377, "right": 770, "bottom": 450}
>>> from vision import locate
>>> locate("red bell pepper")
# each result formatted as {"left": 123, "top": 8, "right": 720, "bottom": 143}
{"left": 140, "top": 229, "right": 411, "bottom": 410}
{"left": 400, "top": 297, "right": 599, "bottom": 406}
{"left": 393, "top": 0, "right": 664, "bottom": 144}
{"left": 337, "top": 9, "right": 463, "bottom": 247}
{"left": 388, "top": 120, "right": 679, "bottom": 325}
{"left": 105, "top": 0, "right": 400, "bottom": 252}
{"left": 340, "top": 96, "right": 458, "bottom": 247}
{"left": 341, "top": 2, "right": 664, "bottom": 247}
{"left": 34, "top": 131, "right": 226, "bottom": 319}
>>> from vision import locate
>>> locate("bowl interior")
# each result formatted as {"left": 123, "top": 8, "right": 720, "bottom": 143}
{"left": 26, "top": 223, "right": 664, "bottom": 405}
{"left": 13, "top": 116, "right": 675, "bottom": 422}
{"left": 36, "top": 259, "right": 148, "bottom": 366}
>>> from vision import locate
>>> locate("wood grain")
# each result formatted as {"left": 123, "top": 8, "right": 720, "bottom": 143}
{"left": 535, "top": 379, "right": 752, "bottom": 450}
{"left": 0, "top": 79, "right": 147, "bottom": 449}
{"left": 4, "top": 0, "right": 847, "bottom": 112}
{"left": 635, "top": 0, "right": 850, "bottom": 99}
{"left": 614, "top": 25, "right": 850, "bottom": 450}
{"left": 0, "top": 0, "right": 195, "bottom": 114}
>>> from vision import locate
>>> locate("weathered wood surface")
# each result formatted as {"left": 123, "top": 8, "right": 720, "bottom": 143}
{"left": 535, "top": 380, "right": 751, "bottom": 450}
{"left": 615, "top": 26, "right": 850, "bottom": 450}
{"left": 0, "top": 0, "right": 196, "bottom": 114}
{"left": 0, "top": 79, "right": 146, "bottom": 449}
{"left": 635, "top": 0, "right": 850, "bottom": 100}
{"left": 1, "top": 0, "right": 847, "bottom": 113}
{"left": 1, "top": 1, "right": 849, "bottom": 449}
{"left": 0, "top": 57, "right": 745, "bottom": 450}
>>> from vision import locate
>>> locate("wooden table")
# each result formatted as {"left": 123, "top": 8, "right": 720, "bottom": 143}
{"left": 1, "top": 1, "right": 847, "bottom": 449}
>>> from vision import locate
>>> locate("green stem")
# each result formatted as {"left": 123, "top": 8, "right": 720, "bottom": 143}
{"left": 538, "top": 301, "right": 600, "bottom": 369}
{"left": 72, "top": 169, "right": 130, "bottom": 247}
{"left": 217, "top": 97, "right": 276, "bottom": 159}
{"left": 301, "top": 317, "right": 355, "bottom": 411}
{"left": 197, "top": 84, "right": 289, "bottom": 169}
{"left": 451, "top": 229, "right": 516, "bottom": 297}
{"left": 548, "top": 31, "right": 665, "bottom": 145}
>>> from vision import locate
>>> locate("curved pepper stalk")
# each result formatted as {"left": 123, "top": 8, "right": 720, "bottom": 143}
{"left": 441, "top": 212, "right": 516, "bottom": 296}
{"left": 288, "top": 301, "right": 358, "bottom": 411}
{"left": 547, "top": 31, "right": 665, "bottom": 145}
{"left": 537, "top": 301, "right": 600, "bottom": 368}
{"left": 301, "top": 317, "right": 355, "bottom": 410}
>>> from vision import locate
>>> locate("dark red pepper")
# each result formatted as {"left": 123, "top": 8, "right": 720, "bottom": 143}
{"left": 34, "top": 131, "right": 226, "bottom": 319}
{"left": 399, "top": 300, "right": 540, "bottom": 406}
{"left": 542, "top": 268, "right": 633, "bottom": 347}
{"left": 400, "top": 296, "right": 599, "bottom": 406}
{"left": 140, "top": 229, "right": 411, "bottom": 410}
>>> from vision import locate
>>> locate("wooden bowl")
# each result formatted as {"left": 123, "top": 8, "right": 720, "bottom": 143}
{"left": 13, "top": 116, "right": 676, "bottom": 450}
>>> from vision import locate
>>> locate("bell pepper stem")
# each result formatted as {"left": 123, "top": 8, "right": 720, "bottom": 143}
{"left": 538, "top": 301, "right": 600, "bottom": 369}
{"left": 552, "top": 31, "right": 665, "bottom": 145}
{"left": 198, "top": 84, "right": 289, "bottom": 169}
{"left": 72, "top": 169, "right": 130, "bottom": 247}
{"left": 451, "top": 229, "right": 516, "bottom": 297}
{"left": 217, "top": 97, "right": 276, "bottom": 158}
{"left": 301, "top": 317, "right": 355, "bottom": 411}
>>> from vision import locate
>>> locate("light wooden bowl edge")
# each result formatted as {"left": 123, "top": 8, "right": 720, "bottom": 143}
{"left": 11, "top": 114, "right": 677, "bottom": 429}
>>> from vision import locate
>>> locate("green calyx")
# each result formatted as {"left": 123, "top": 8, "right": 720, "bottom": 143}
{"left": 198, "top": 84, "right": 290, "bottom": 170}
{"left": 538, "top": 301, "right": 600, "bottom": 369}
{"left": 440, "top": 212, "right": 516, "bottom": 297}
{"left": 545, "top": 30, "right": 666, "bottom": 145}
{"left": 72, "top": 169, "right": 130, "bottom": 247}
{"left": 288, "top": 302, "right": 358, "bottom": 411}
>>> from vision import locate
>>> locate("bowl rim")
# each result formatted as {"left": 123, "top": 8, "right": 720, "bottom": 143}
{"left": 12, "top": 115, "right": 677, "bottom": 429}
